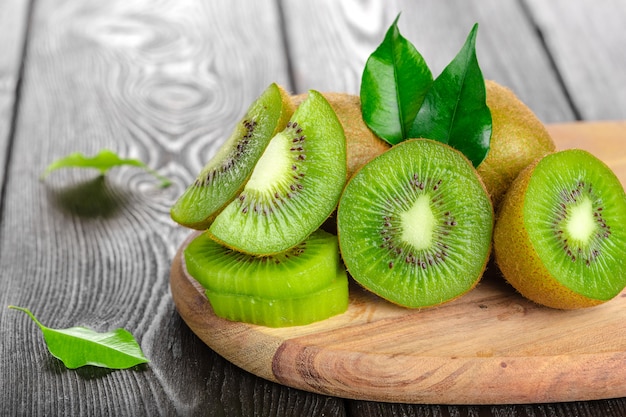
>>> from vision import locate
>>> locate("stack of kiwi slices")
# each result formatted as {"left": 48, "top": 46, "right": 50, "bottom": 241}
{"left": 172, "top": 83, "right": 350, "bottom": 327}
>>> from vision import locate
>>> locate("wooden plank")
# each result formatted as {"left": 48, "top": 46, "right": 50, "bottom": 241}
{"left": 280, "top": 0, "right": 575, "bottom": 123}
{"left": 0, "top": 0, "right": 30, "bottom": 188}
{"left": 523, "top": 0, "right": 626, "bottom": 121}
{"left": 0, "top": 1, "right": 344, "bottom": 416}
{"left": 349, "top": 400, "right": 626, "bottom": 417}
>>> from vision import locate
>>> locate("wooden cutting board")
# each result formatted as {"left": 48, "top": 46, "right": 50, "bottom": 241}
{"left": 170, "top": 122, "right": 626, "bottom": 405}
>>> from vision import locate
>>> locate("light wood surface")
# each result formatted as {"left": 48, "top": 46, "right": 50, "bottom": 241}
{"left": 171, "top": 122, "right": 626, "bottom": 405}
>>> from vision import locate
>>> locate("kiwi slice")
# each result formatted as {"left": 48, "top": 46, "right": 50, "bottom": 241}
{"left": 170, "top": 83, "right": 294, "bottom": 229}
{"left": 207, "top": 90, "right": 347, "bottom": 255}
{"left": 184, "top": 229, "right": 349, "bottom": 327}
{"left": 493, "top": 149, "right": 626, "bottom": 309}
{"left": 337, "top": 139, "right": 494, "bottom": 308}
{"left": 292, "top": 92, "right": 390, "bottom": 178}
{"left": 292, "top": 92, "right": 391, "bottom": 235}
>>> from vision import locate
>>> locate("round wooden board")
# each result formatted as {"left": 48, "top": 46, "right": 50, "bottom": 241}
{"left": 170, "top": 122, "right": 626, "bottom": 404}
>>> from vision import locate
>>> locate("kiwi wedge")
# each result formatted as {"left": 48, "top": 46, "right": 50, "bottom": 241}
{"left": 170, "top": 83, "right": 294, "bottom": 229}
{"left": 337, "top": 139, "right": 494, "bottom": 308}
{"left": 493, "top": 149, "right": 626, "bottom": 309}
{"left": 477, "top": 80, "right": 556, "bottom": 207}
{"left": 292, "top": 92, "right": 390, "bottom": 178}
{"left": 184, "top": 229, "right": 349, "bottom": 327}
{"left": 207, "top": 90, "right": 347, "bottom": 255}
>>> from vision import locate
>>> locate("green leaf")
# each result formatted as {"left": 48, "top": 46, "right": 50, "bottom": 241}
{"left": 360, "top": 14, "right": 433, "bottom": 144}
{"left": 408, "top": 24, "right": 492, "bottom": 167}
{"left": 9, "top": 305, "right": 149, "bottom": 370}
{"left": 41, "top": 149, "right": 171, "bottom": 188}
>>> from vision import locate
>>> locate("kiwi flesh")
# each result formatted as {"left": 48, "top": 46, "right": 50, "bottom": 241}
{"left": 337, "top": 139, "right": 494, "bottom": 308}
{"left": 477, "top": 80, "right": 556, "bottom": 208}
{"left": 207, "top": 90, "right": 347, "bottom": 255}
{"left": 493, "top": 149, "right": 626, "bottom": 309}
{"left": 184, "top": 229, "right": 349, "bottom": 327}
{"left": 293, "top": 92, "right": 390, "bottom": 234}
{"left": 292, "top": 92, "right": 390, "bottom": 178}
{"left": 170, "top": 83, "right": 294, "bottom": 229}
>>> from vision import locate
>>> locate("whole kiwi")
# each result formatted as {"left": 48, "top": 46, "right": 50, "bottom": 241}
{"left": 477, "top": 80, "right": 556, "bottom": 208}
{"left": 292, "top": 92, "right": 390, "bottom": 178}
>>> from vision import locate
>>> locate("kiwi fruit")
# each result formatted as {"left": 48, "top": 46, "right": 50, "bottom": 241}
{"left": 170, "top": 83, "right": 294, "bottom": 229}
{"left": 477, "top": 80, "right": 556, "bottom": 208}
{"left": 493, "top": 149, "right": 626, "bottom": 309}
{"left": 337, "top": 139, "right": 494, "bottom": 308}
{"left": 292, "top": 92, "right": 390, "bottom": 178}
{"left": 184, "top": 229, "right": 349, "bottom": 327}
{"left": 207, "top": 90, "right": 347, "bottom": 255}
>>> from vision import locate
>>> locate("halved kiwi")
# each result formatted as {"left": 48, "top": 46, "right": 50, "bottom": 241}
{"left": 170, "top": 83, "right": 294, "bottom": 229}
{"left": 184, "top": 229, "right": 349, "bottom": 327}
{"left": 493, "top": 149, "right": 626, "bottom": 309}
{"left": 337, "top": 139, "right": 494, "bottom": 308}
{"left": 207, "top": 90, "right": 347, "bottom": 255}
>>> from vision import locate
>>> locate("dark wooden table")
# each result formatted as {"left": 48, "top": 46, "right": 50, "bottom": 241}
{"left": 2, "top": 1, "right": 625, "bottom": 416}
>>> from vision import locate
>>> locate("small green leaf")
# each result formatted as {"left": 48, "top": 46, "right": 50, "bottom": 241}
{"left": 41, "top": 149, "right": 171, "bottom": 188}
{"left": 408, "top": 24, "right": 492, "bottom": 167}
{"left": 9, "top": 305, "right": 149, "bottom": 370}
{"left": 360, "top": 14, "right": 433, "bottom": 144}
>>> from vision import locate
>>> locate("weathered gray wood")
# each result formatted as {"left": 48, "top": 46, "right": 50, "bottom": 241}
{"left": 0, "top": 0, "right": 344, "bottom": 415}
{"left": 280, "top": 0, "right": 574, "bottom": 123}
{"left": 350, "top": 400, "right": 626, "bottom": 417}
{"left": 523, "top": 0, "right": 626, "bottom": 121}
{"left": 0, "top": 0, "right": 30, "bottom": 188}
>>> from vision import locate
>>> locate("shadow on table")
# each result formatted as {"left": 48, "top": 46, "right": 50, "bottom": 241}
{"left": 45, "top": 175, "right": 131, "bottom": 219}
{"left": 43, "top": 356, "right": 149, "bottom": 380}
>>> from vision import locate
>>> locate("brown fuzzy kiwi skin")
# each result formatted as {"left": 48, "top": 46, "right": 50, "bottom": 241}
{"left": 493, "top": 159, "right": 604, "bottom": 310}
{"left": 477, "top": 80, "right": 556, "bottom": 209}
{"left": 292, "top": 92, "right": 390, "bottom": 178}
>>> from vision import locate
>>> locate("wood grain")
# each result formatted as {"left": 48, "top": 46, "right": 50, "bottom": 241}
{"left": 0, "top": 0, "right": 30, "bottom": 189}
{"left": 523, "top": 0, "right": 626, "bottom": 121}
{"left": 171, "top": 122, "right": 626, "bottom": 405}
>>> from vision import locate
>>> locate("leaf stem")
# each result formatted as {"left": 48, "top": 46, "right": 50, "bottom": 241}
{"left": 8, "top": 305, "right": 45, "bottom": 330}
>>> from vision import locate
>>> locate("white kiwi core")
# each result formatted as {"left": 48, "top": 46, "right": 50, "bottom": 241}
{"left": 245, "top": 132, "right": 291, "bottom": 192}
{"left": 565, "top": 197, "right": 596, "bottom": 244}
{"left": 400, "top": 194, "right": 435, "bottom": 250}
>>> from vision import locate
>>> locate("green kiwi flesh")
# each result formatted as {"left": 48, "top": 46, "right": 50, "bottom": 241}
{"left": 170, "top": 83, "right": 294, "bottom": 230}
{"left": 207, "top": 90, "right": 347, "bottom": 255}
{"left": 495, "top": 149, "right": 626, "bottom": 305}
{"left": 184, "top": 229, "right": 349, "bottom": 327}
{"left": 337, "top": 139, "right": 494, "bottom": 308}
